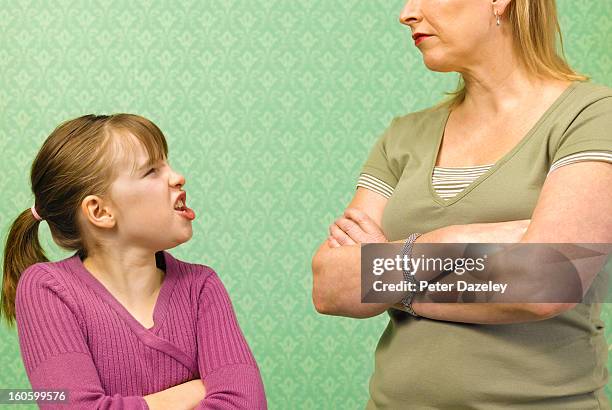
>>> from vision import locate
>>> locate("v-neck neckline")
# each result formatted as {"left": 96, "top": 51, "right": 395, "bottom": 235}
{"left": 427, "top": 81, "right": 579, "bottom": 207}
{"left": 67, "top": 250, "right": 178, "bottom": 334}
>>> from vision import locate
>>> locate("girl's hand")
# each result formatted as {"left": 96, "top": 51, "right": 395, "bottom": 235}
{"left": 328, "top": 208, "right": 388, "bottom": 247}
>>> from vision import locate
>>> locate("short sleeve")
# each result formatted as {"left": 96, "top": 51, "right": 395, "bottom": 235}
{"left": 551, "top": 97, "right": 612, "bottom": 164}
{"left": 15, "top": 265, "right": 148, "bottom": 410}
{"left": 195, "top": 270, "right": 267, "bottom": 409}
{"left": 548, "top": 150, "right": 612, "bottom": 175}
{"left": 356, "top": 117, "right": 400, "bottom": 199}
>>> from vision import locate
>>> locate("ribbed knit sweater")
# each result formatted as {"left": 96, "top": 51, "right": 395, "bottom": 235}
{"left": 14, "top": 250, "right": 267, "bottom": 409}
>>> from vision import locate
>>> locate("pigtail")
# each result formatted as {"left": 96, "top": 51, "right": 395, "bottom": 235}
{"left": 1, "top": 208, "right": 49, "bottom": 327}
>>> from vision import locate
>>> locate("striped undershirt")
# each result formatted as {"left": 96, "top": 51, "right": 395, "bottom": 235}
{"left": 357, "top": 150, "right": 612, "bottom": 200}
{"left": 432, "top": 163, "right": 492, "bottom": 200}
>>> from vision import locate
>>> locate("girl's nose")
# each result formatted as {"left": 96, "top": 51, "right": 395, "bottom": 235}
{"left": 170, "top": 167, "right": 186, "bottom": 188}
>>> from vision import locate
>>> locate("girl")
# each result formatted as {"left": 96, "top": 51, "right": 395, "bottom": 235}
{"left": 1, "top": 114, "right": 267, "bottom": 409}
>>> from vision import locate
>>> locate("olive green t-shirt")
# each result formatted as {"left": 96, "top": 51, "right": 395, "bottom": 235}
{"left": 360, "top": 81, "right": 612, "bottom": 409}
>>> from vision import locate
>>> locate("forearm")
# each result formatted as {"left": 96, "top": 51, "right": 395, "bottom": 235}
{"left": 312, "top": 226, "right": 455, "bottom": 318}
{"left": 195, "top": 365, "right": 267, "bottom": 410}
{"left": 144, "top": 379, "right": 206, "bottom": 410}
{"left": 312, "top": 241, "right": 391, "bottom": 318}
{"left": 315, "top": 220, "right": 583, "bottom": 322}
{"left": 24, "top": 352, "right": 150, "bottom": 410}
{"left": 393, "top": 240, "right": 608, "bottom": 324}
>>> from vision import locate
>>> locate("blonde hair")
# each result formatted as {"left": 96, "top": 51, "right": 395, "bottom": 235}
{"left": 443, "top": 0, "right": 588, "bottom": 108}
{"left": 1, "top": 114, "right": 168, "bottom": 327}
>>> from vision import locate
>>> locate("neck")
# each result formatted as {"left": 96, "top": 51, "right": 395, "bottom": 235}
{"left": 455, "top": 23, "right": 560, "bottom": 117}
{"left": 81, "top": 248, "right": 164, "bottom": 305}
{"left": 462, "top": 69, "right": 540, "bottom": 110}
{"left": 456, "top": 71, "right": 573, "bottom": 124}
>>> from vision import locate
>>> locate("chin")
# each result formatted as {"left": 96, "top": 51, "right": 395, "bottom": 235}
{"left": 177, "top": 229, "right": 193, "bottom": 244}
{"left": 165, "top": 229, "right": 193, "bottom": 249}
{"left": 421, "top": 53, "right": 456, "bottom": 73}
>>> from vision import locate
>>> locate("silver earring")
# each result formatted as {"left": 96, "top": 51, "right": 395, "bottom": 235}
{"left": 495, "top": 11, "right": 501, "bottom": 26}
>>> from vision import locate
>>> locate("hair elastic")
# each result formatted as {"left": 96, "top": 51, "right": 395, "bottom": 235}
{"left": 31, "top": 205, "right": 43, "bottom": 221}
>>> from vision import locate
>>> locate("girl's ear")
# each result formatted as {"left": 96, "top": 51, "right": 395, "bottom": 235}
{"left": 81, "top": 195, "right": 116, "bottom": 229}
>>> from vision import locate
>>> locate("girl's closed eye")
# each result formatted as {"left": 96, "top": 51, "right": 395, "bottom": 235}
{"left": 145, "top": 160, "right": 170, "bottom": 177}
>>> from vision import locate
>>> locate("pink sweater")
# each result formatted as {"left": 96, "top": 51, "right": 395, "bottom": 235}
{"left": 15, "top": 250, "right": 267, "bottom": 409}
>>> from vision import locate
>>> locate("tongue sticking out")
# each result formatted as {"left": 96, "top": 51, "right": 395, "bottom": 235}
{"left": 175, "top": 205, "right": 196, "bottom": 221}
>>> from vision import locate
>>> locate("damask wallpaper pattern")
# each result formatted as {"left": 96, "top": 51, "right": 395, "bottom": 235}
{"left": 1, "top": 1, "right": 610, "bottom": 408}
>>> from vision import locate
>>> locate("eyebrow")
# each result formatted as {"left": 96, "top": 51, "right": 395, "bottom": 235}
{"left": 134, "top": 159, "right": 158, "bottom": 174}
{"left": 135, "top": 157, "right": 168, "bottom": 173}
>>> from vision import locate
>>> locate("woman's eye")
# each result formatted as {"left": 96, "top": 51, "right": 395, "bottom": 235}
{"left": 145, "top": 168, "right": 156, "bottom": 176}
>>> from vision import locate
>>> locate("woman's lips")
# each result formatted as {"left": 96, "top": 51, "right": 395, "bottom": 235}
{"left": 414, "top": 35, "right": 432, "bottom": 46}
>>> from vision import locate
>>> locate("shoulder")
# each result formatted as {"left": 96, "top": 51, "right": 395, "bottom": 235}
{"left": 391, "top": 103, "right": 449, "bottom": 133}
{"left": 175, "top": 259, "right": 234, "bottom": 310}
{"left": 571, "top": 81, "right": 612, "bottom": 101}
{"left": 17, "top": 259, "right": 71, "bottom": 299}
{"left": 370, "top": 104, "right": 448, "bottom": 152}
{"left": 557, "top": 81, "right": 612, "bottom": 121}
{"left": 559, "top": 81, "right": 612, "bottom": 128}
{"left": 371, "top": 104, "right": 448, "bottom": 159}
{"left": 162, "top": 250, "right": 223, "bottom": 295}
{"left": 15, "top": 257, "right": 83, "bottom": 322}
{"left": 166, "top": 252, "right": 216, "bottom": 280}
{"left": 546, "top": 81, "right": 612, "bottom": 163}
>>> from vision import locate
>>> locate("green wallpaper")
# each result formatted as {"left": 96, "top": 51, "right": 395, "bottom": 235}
{"left": 1, "top": 1, "right": 610, "bottom": 409}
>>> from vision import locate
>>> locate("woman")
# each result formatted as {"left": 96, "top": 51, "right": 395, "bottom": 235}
{"left": 312, "top": 0, "right": 612, "bottom": 408}
{"left": 1, "top": 114, "right": 267, "bottom": 409}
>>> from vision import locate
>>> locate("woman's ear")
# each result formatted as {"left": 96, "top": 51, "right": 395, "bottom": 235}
{"left": 81, "top": 195, "right": 116, "bottom": 229}
{"left": 492, "top": 0, "right": 512, "bottom": 16}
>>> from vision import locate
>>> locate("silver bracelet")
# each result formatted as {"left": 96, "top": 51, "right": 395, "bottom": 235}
{"left": 399, "top": 233, "right": 422, "bottom": 317}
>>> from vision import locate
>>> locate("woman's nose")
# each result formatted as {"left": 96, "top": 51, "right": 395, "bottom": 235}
{"left": 399, "top": 0, "right": 422, "bottom": 27}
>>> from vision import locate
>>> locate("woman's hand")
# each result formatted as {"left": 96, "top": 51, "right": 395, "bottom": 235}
{"left": 328, "top": 208, "right": 388, "bottom": 247}
{"left": 328, "top": 208, "right": 529, "bottom": 247}
{"left": 144, "top": 378, "right": 206, "bottom": 410}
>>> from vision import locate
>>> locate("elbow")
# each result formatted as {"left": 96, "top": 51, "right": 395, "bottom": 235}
{"left": 311, "top": 243, "right": 374, "bottom": 318}
{"left": 312, "top": 288, "right": 333, "bottom": 315}
{"left": 311, "top": 288, "right": 327, "bottom": 315}
{"left": 311, "top": 253, "right": 328, "bottom": 314}
{"left": 311, "top": 249, "right": 335, "bottom": 315}
{"left": 525, "top": 302, "right": 577, "bottom": 320}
